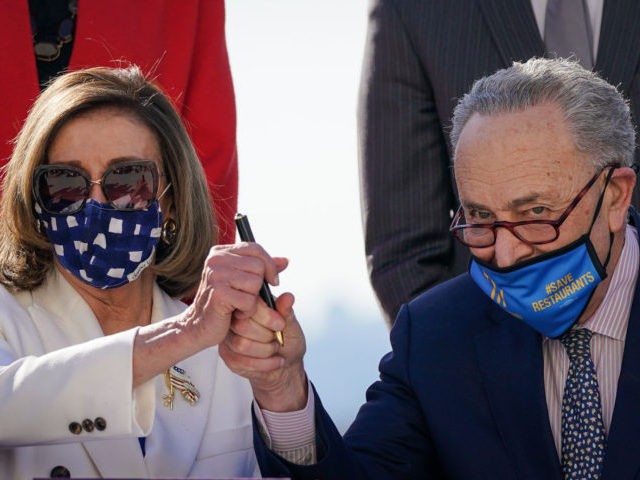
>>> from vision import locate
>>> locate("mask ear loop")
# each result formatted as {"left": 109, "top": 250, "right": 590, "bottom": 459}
{"left": 155, "top": 182, "right": 173, "bottom": 214}
{"left": 157, "top": 182, "right": 172, "bottom": 201}
{"left": 587, "top": 166, "right": 617, "bottom": 268}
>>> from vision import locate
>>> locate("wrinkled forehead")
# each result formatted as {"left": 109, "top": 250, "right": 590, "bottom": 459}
{"left": 453, "top": 106, "right": 593, "bottom": 207}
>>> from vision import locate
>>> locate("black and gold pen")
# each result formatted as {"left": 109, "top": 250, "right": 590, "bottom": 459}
{"left": 234, "top": 213, "right": 285, "bottom": 347}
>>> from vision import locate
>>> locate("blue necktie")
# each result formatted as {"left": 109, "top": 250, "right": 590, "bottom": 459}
{"left": 560, "top": 328, "right": 606, "bottom": 479}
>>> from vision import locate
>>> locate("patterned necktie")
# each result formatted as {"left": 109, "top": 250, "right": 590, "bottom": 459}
{"left": 560, "top": 328, "right": 606, "bottom": 479}
{"left": 545, "top": 0, "right": 594, "bottom": 69}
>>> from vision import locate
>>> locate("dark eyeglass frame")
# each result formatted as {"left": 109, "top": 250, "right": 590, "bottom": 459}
{"left": 33, "top": 159, "right": 161, "bottom": 215}
{"left": 449, "top": 166, "right": 617, "bottom": 248}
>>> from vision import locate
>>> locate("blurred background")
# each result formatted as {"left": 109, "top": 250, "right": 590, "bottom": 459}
{"left": 226, "top": 0, "right": 391, "bottom": 432}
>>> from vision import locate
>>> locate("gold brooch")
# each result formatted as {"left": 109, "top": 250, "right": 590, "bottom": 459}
{"left": 162, "top": 365, "right": 200, "bottom": 409}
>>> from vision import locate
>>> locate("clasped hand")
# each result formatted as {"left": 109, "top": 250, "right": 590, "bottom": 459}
{"left": 186, "top": 242, "right": 308, "bottom": 412}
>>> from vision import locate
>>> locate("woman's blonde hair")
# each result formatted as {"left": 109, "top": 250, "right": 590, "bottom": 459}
{"left": 0, "top": 65, "right": 217, "bottom": 297}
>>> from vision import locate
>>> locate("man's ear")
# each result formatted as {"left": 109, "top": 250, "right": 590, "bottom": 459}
{"left": 607, "top": 166, "right": 636, "bottom": 231}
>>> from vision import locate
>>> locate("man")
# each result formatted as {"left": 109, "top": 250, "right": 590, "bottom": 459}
{"left": 214, "top": 58, "right": 639, "bottom": 478}
{"left": 359, "top": 0, "right": 640, "bottom": 326}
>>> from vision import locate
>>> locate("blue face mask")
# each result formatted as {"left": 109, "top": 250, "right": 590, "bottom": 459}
{"left": 468, "top": 175, "right": 614, "bottom": 338}
{"left": 36, "top": 199, "right": 162, "bottom": 289}
{"left": 469, "top": 233, "right": 611, "bottom": 338}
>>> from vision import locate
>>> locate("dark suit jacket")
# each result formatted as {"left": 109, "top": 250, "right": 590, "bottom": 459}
{"left": 255, "top": 219, "right": 640, "bottom": 478}
{"left": 359, "top": 0, "right": 640, "bottom": 325}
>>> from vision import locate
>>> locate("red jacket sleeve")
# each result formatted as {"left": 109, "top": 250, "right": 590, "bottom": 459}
{"left": 178, "top": 0, "right": 238, "bottom": 245}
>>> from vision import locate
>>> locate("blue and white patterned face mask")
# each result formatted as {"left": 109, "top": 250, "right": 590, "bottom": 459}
{"left": 35, "top": 199, "right": 162, "bottom": 289}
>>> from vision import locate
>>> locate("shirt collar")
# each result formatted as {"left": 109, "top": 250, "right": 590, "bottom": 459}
{"left": 581, "top": 225, "right": 639, "bottom": 341}
{"left": 541, "top": 224, "right": 639, "bottom": 344}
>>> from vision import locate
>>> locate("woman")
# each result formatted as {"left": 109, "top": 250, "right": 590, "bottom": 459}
{"left": 0, "top": 66, "right": 277, "bottom": 478}
{"left": 0, "top": 0, "right": 239, "bottom": 245}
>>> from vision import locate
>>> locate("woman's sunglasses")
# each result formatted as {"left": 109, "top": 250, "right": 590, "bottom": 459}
{"left": 33, "top": 160, "right": 161, "bottom": 214}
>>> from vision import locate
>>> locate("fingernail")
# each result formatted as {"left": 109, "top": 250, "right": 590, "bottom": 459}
{"left": 273, "top": 273, "right": 280, "bottom": 286}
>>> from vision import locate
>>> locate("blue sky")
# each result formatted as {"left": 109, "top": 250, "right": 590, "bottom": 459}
{"left": 226, "top": 1, "right": 392, "bottom": 430}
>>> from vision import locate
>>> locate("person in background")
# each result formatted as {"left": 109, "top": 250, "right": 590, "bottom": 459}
{"left": 0, "top": 66, "right": 268, "bottom": 479}
{"left": 215, "top": 58, "right": 640, "bottom": 478}
{"left": 359, "top": 0, "right": 640, "bottom": 326}
{"left": 0, "top": 0, "right": 238, "bottom": 244}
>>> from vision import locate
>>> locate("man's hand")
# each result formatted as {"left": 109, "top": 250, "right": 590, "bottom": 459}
{"left": 220, "top": 290, "right": 308, "bottom": 412}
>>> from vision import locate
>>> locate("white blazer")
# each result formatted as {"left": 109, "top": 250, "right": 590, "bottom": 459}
{"left": 0, "top": 270, "right": 260, "bottom": 479}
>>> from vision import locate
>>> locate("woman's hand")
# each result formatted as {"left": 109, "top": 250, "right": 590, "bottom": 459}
{"left": 133, "top": 242, "right": 288, "bottom": 387}
{"left": 181, "top": 242, "right": 287, "bottom": 349}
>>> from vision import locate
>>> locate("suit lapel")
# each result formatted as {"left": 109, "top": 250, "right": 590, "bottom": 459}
{"left": 477, "top": 0, "right": 545, "bottom": 65}
{"left": 80, "top": 287, "right": 215, "bottom": 477}
{"left": 595, "top": 0, "right": 640, "bottom": 93}
{"left": 144, "top": 349, "right": 218, "bottom": 477}
{"left": 477, "top": 0, "right": 640, "bottom": 93}
{"left": 143, "top": 288, "right": 217, "bottom": 477}
{"left": 475, "top": 310, "right": 562, "bottom": 479}
{"left": 475, "top": 216, "right": 640, "bottom": 478}
{"left": 601, "top": 220, "right": 640, "bottom": 478}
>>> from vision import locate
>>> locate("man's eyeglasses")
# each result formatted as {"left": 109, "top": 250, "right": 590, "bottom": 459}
{"left": 33, "top": 160, "right": 162, "bottom": 215}
{"left": 449, "top": 166, "right": 616, "bottom": 248}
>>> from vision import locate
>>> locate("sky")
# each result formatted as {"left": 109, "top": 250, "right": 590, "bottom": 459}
{"left": 225, "top": 1, "right": 392, "bottom": 431}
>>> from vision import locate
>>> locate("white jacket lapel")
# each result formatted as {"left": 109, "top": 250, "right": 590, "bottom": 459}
{"left": 143, "top": 285, "right": 217, "bottom": 477}
{"left": 145, "top": 348, "right": 218, "bottom": 477}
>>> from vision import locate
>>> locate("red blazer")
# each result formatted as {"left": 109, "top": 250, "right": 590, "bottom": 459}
{"left": 0, "top": 0, "right": 238, "bottom": 244}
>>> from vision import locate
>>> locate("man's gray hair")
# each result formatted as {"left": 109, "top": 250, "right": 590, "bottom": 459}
{"left": 450, "top": 57, "right": 636, "bottom": 169}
